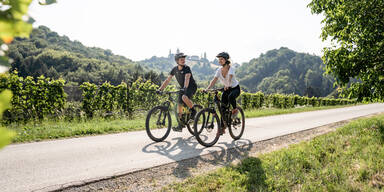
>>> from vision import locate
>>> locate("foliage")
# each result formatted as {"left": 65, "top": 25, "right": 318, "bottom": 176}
{"left": 80, "top": 78, "right": 167, "bottom": 118}
{"left": 241, "top": 91, "right": 355, "bottom": 110}
{"left": 308, "top": 0, "right": 384, "bottom": 101}
{"left": 79, "top": 79, "right": 356, "bottom": 118}
{"left": 0, "top": 0, "right": 56, "bottom": 148}
{"left": 237, "top": 47, "right": 336, "bottom": 97}
{"left": 0, "top": 89, "right": 14, "bottom": 149}
{"left": 0, "top": 71, "right": 66, "bottom": 123}
{"left": 0, "top": 71, "right": 356, "bottom": 123}
{"left": 0, "top": 0, "right": 33, "bottom": 42}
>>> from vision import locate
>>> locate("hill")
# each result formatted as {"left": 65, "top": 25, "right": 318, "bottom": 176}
{"left": 237, "top": 47, "right": 335, "bottom": 97}
{"left": 7, "top": 26, "right": 163, "bottom": 85}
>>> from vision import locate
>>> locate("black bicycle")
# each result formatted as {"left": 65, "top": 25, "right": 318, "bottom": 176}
{"left": 145, "top": 90, "right": 202, "bottom": 142}
{"left": 193, "top": 88, "right": 245, "bottom": 147}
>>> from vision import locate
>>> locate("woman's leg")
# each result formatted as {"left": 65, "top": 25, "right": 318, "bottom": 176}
{"left": 221, "top": 89, "right": 230, "bottom": 108}
{"left": 220, "top": 89, "right": 231, "bottom": 134}
{"left": 228, "top": 86, "right": 240, "bottom": 109}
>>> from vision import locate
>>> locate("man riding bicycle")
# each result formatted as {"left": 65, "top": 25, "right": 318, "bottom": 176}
{"left": 158, "top": 52, "right": 198, "bottom": 131}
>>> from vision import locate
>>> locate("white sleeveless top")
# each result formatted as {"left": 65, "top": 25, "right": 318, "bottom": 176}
{"left": 214, "top": 66, "right": 239, "bottom": 88}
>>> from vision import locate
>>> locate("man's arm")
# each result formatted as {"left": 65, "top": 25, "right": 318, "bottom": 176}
{"left": 184, "top": 73, "right": 191, "bottom": 89}
{"left": 159, "top": 75, "right": 173, "bottom": 91}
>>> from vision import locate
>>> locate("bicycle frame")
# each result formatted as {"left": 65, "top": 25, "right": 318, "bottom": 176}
{"left": 205, "top": 89, "right": 229, "bottom": 131}
{"left": 157, "top": 90, "right": 188, "bottom": 127}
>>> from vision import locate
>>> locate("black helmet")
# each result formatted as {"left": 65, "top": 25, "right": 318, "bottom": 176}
{"left": 216, "top": 52, "right": 230, "bottom": 60}
{"left": 175, "top": 53, "right": 187, "bottom": 62}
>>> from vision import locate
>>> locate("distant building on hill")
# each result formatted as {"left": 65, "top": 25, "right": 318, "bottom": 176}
{"left": 167, "top": 49, "right": 220, "bottom": 68}
{"left": 189, "top": 55, "right": 200, "bottom": 61}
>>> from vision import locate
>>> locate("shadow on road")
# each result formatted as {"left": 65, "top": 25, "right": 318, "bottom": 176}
{"left": 142, "top": 136, "right": 253, "bottom": 179}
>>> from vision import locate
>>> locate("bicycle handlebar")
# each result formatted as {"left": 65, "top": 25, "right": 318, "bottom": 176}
{"left": 156, "top": 89, "right": 183, "bottom": 95}
{"left": 161, "top": 90, "right": 180, "bottom": 94}
{"left": 204, "top": 88, "right": 225, "bottom": 93}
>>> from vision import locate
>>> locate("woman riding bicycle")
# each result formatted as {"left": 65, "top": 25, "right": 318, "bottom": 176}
{"left": 205, "top": 52, "right": 241, "bottom": 129}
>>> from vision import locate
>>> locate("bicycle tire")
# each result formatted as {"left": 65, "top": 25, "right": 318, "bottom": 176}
{"left": 228, "top": 106, "right": 245, "bottom": 140}
{"left": 186, "top": 104, "right": 203, "bottom": 135}
{"left": 194, "top": 108, "right": 220, "bottom": 147}
{"left": 145, "top": 106, "right": 172, "bottom": 142}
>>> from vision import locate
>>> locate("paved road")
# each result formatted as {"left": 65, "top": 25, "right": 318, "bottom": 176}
{"left": 1, "top": 103, "right": 383, "bottom": 192}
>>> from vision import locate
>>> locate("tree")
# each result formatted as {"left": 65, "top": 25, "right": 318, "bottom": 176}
{"left": 308, "top": 0, "right": 384, "bottom": 101}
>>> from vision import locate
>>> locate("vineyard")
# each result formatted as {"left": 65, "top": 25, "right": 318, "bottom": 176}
{"left": 0, "top": 72, "right": 357, "bottom": 123}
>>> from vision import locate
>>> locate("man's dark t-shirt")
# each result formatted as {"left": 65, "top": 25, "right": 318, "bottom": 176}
{"left": 170, "top": 66, "right": 197, "bottom": 88}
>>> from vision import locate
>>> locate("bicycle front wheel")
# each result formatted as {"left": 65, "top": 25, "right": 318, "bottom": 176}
{"left": 229, "top": 106, "right": 245, "bottom": 140}
{"left": 186, "top": 104, "right": 203, "bottom": 135}
{"left": 145, "top": 106, "right": 172, "bottom": 142}
{"left": 194, "top": 108, "right": 220, "bottom": 147}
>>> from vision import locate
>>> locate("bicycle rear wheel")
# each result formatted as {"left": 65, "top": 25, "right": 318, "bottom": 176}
{"left": 194, "top": 108, "right": 220, "bottom": 147}
{"left": 229, "top": 106, "right": 245, "bottom": 140}
{"left": 145, "top": 106, "right": 171, "bottom": 142}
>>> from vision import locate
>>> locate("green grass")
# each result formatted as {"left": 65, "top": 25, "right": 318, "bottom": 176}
{"left": 8, "top": 118, "right": 145, "bottom": 143}
{"left": 162, "top": 114, "right": 384, "bottom": 192}
{"left": 8, "top": 104, "right": 357, "bottom": 143}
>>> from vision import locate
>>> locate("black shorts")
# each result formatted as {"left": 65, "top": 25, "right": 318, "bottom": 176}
{"left": 178, "top": 86, "right": 197, "bottom": 105}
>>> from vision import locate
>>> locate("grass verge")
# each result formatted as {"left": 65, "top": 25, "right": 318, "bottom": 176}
{"left": 9, "top": 104, "right": 357, "bottom": 143}
{"left": 162, "top": 113, "right": 384, "bottom": 192}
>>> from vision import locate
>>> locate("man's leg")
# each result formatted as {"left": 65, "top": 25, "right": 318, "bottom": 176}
{"left": 178, "top": 94, "right": 183, "bottom": 118}
{"left": 178, "top": 104, "right": 183, "bottom": 117}
{"left": 182, "top": 95, "right": 193, "bottom": 109}
{"left": 182, "top": 87, "right": 197, "bottom": 119}
{"left": 172, "top": 94, "right": 184, "bottom": 132}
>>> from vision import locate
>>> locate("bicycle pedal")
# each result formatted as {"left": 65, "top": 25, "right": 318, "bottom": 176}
{"left": 172, "top": 126, "right": 183, "bottom": 132}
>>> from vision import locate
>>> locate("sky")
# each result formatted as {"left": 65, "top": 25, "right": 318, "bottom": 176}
{"left": 29, "top": 0, "right": 327, "bottom": 64}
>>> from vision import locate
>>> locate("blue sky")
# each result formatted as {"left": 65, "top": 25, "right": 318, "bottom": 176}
{"left": 29, "top": 0, "right": 327, "bottom": 63}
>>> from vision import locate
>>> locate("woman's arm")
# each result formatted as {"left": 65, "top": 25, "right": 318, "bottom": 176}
{"left": 206, "top": 77, "right": 218, "bottom": 89}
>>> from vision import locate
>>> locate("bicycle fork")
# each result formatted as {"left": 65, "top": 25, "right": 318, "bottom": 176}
{"left": 157, "top": 107, "right": 168, "bottom": 126}
{"left": 204, "top": 109, "right": 216, "bottom": 131}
